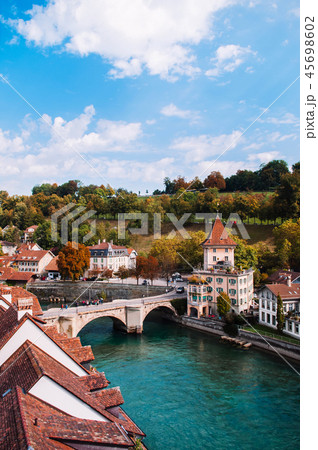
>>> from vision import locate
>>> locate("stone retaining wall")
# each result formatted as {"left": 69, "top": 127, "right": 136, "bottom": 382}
{"left": 165, "top": 315, "right": 300, "bottom": 362}
{"left": 28, "top": 281, "right": 169, "bottom": 302}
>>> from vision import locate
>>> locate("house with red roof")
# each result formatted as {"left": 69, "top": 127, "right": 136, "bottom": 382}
{"left": 258, "top": 282, "right": 300, "bottom": 339}
{"left": 15, "top": 249, "right": 54, "bottom": 274}
{"left": 22, "top": 225, "right": 39, "bottom": 243}
{"left": 0, "top": 285, "right": 146, "bottom": 447}
{"left": 187, "top": 217, "right": 254, "bottom": 317}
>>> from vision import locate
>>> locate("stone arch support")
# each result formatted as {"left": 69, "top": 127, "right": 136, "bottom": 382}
{"left": 142, "top": 302, "right": 177, "bottom": 323}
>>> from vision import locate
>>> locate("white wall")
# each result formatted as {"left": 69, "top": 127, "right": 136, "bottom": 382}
{"left": 0, "top": 319, "right": 87, "bottom": 376}
{"left": 29, "top": 376, "right": 108, "bottom": 421}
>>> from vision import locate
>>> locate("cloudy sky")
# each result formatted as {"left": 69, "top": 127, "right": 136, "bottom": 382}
{"left": 0, "top": 0, "right": 299, "bottom": 195}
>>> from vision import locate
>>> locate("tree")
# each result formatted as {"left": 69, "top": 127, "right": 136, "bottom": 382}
{"left": 231, "top": 235, "right": 258, "bottom": 269}
{"left": 132, "top": 256, "right": 147, "bottom": 285}
{"left": 142, "top": 256, "right": 160, "bottom": 285}
{"left": 177, "top": 231, "right": 205, "bottom": 269}
{"left": 258, "top": 160, "right": 289, "bottom": 190}
{"left": 58, "top": 242, "right": 90, "bottom": 281}
{"left": 33, "top": 221, "right": 57, "bottom": 250}
{"left": 276, "top": 293, "right": 284, "bottom": 333}
{"left": 150, "top": 237, "right": 179, "bottom": 285}
{"left": 115, "top": 265, "right": 130, "bottom": 283}
{"left": 102, "top": 268, "right": 113, "bottom": 281}
{"left": 217, "top": 292, "right": 231, "bottom": 317}
{"left": 3, "top": 226, "right": 21, "bottom": 245}
{"left": 273, "top": 220, "right": 300, "bottom": 270}
{"left": 203, "top": 171, "right": 226, "bottom": 190}
{"left": 273, "top": 171, "right": 300, "bottom": 219}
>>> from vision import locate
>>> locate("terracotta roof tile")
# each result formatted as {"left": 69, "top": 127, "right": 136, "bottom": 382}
{"left": 45, "top": 256, "right": 59, "bottom": 272}
{"left": 202, "top": 217, "right": 237, "bottom": 247}
{"left": 267, "top": 270, "right": 300, "bottom": 284}
{"left": 264, "top": 284, "right": 300, "bottom": 299}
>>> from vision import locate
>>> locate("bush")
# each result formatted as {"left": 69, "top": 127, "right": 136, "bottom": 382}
{"left": 234, "top": 314, "right": 246, "bottom": 326}
{"left": 223, "top": 323, "right": 239, "bottom": 337}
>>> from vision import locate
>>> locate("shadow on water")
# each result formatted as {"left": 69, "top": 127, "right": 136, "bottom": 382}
{"left": 79, "top": 311, "right": 300, "bottom": 450}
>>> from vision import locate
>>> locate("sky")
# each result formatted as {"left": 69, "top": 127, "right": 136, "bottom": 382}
{"left": 0, "top": 0, "right": 300, "bottom": 195}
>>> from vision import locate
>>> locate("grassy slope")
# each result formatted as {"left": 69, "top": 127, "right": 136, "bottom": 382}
{"left": 129, "top": 223, "right": 275, "bottom": 254}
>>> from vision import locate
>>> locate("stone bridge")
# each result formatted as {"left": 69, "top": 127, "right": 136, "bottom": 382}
{"left": 41, "top": 294, "right": 183, "bottom": 337}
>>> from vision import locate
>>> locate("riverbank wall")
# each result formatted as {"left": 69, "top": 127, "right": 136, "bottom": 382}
{"left": 164, "top": 315, "right": 300, "bottom": 362}
{"left": 28, "top": 281, "right": 169, "bottom": 302}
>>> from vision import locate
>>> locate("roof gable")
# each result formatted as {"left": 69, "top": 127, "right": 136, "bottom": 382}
{"left": 202, "top": 217, "right": 237, "bottom": 247}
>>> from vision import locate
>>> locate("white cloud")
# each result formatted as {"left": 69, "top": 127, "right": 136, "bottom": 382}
{"left": 260, "top": 112, "right": 299, "bottom": 126}
{"left": 247, "top": 151, "right": 280, "bottom": 163}
{"left": 171, "top": 130, "right": 242, "bottom": 163}
{"left": 160, "top": 103, "right": 198, "bottom": 121}
{"left": 206, "top": 44, "right": 257, "bottom": 77}
{"left": 9, "top": 0, "right": 238, "bottom": 81}
{"left": 0, "top": 129, "right": 28, "bottom": 154}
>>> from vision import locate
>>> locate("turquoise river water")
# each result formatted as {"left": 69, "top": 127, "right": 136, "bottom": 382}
{"left": 79, "top": 313, "right": 299, "bottom": 450}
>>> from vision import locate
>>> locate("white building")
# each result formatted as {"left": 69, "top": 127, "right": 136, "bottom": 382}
{"left": 0, "top": 241, "right": 17, "bottom": 256}
{"left": 88, "top": 241, "right": 137, "bottom": 275}
{"left": 22, "top": 225, "right": 39, "bottom": 243}
{"left": 14, "top": 249, "right": 54, "bottom": 274}
{"left": 258, "top": 282, "right": 300, "bottom": 339}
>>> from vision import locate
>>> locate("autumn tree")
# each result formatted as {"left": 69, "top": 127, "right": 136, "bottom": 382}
{"left": 150, "top": 237, "right": 179, "bottom": 285}
{"left": 217, "top": 292, "right": 231, "bottom": 317}
{"left": 177, "top": 231, "right": 205, "bottom": 270}
{"left": 142, "top": 256, "right": 160, "bottom": 285}
{"left": 203, "top": 171, "right": 226, "bottom": 190}
{"left": 115, "top": 265, "right": 130, "bottom": 283}
{"left": 231, "top": 235, "right": 258, "bottom": 269}
{"left": 58, "top": 242, "right": 90, "bottom": 281}
{"left": 276, "top": 294, "right": 285, "bottom": 333}
{"left": 132, "top": 256, "right": 147, "bottom": 285}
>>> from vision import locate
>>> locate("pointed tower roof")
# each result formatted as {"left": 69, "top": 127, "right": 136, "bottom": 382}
{"left": 201, "top": 217, "right": 237, "bottom": 247}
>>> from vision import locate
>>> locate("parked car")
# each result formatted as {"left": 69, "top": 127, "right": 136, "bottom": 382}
{"left": 176, "top": 286, "right": 185, "bottom": 294}
{"left": 142, "top": 280, "right": 150, "bottom": 286}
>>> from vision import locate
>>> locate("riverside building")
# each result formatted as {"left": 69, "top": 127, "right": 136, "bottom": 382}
{"left": 187, "top": 217, "right": 254, "bottom": 317}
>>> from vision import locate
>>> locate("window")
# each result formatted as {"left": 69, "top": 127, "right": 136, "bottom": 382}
{"left": 206, "top": 277, "right": 212, "bottom": 282}
{"left": 267, "top": 314, "right": 271, "bottom": 324}
{"left": 295, "top": 324, "right": 299, "bottom": 334}
{"left": 207, "top": 296, "right": 213, "bottom": 301}
{"left": 272, "top": 316, "right": 276, "bottom": 325}
{"left": 216, "top": 278, "right": 223, "bottom": 283}
{"left": 225, "top": 248, "right": 228, "bottom": 253}
{"left": 240, "top": 298, "right": 243, "bottom": 305}
{"left": 262, "top": 312, "right": 265, "bottom": 321}
{"left": 272, "top": 303, "right": 276, "bottom": 312}
{"left": 240, "top": 279, "right": 242, "bottom": 284}
{"left": 229, "top": 289, "right": 236, "bottom": 295}
{"left": 288, "top": 322, "right": 293, "bottom": 331}
{"left": 207, "top": 287, "right": 213, "bottom": 292}
{"left": 225, "top": 256, "right": 228, "bottom": 261}
{"left": 267, "top": 302, "right": 270, "bottom": 310}
{"left": 231, "top": 298, "right": 236, "bottom": 305}
{"left": 229, "top": 279, "right": 236, "bottom": 285}
{"left": 216, "top": 287, "right": 223, "bottom": 293}
{"left": 213, "top": 256, "right": 217, "bottom": 261}
{"left": 213, "top": 249, "right": 216, "bottom": 253}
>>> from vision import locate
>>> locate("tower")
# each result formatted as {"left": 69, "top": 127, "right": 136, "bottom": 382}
{"left": 201, "top": 217, "right": 237, "bottom": 270}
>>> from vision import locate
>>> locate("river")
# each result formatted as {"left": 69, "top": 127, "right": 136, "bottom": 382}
{"left": 78, "top": 312, "right": 299, "bottom": 450}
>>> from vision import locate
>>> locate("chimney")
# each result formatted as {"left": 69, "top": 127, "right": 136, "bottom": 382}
{"left": 98, "top": 239, "right": 101, "bottom": 245}
{"left": 102, "top": 239, "right": 106, "bottom": 243}
{"left": 287, "top": 275, "right": 292, "bottom": 287}
{"left": 110, "top": 240, "right": 113, "bottom": 245}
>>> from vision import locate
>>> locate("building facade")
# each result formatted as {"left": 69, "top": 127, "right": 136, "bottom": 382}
{"left": 187, "top": 218, "right": 254, "bottom": 317}
{"left": 88, "top": 241, "right": 137, "bottom": 275}
{"left": 258, "top": 283, "right": 300, "bottom": 339}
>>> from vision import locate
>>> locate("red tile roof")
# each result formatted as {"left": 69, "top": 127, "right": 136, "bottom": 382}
{"left": 267, "top": 270, "right": 300, "bottom": 284}
{"left": 88, "top": 242, "right": 127, "bottom": 250}
{"left": 0, "top": 340, "right": 144, "bottom": 437}
{"left": 45, "top": 256, "right": 59, "bottom": 272}
{"left": 15, "top": 249, "right": 52, "bottom": 262}
{"left": 264, "top": 284, "right": 300, "bottom": 300}
{"left": 0, "top": 386, "right": 134, "bottom": 449}
{"left": 0, "top": 267, "right": 36, "bottom": 282}
{"left": 202, "top": 217, "right": 237, "bottom": 247}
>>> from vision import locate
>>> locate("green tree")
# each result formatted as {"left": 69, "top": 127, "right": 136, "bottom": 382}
{"left": 231, "top": 235, "right": 258, "bottom": 269}
{"left": 276, "top": 293, "right": 285, "bottom": 333}
{"left": 217, "top": 292, "right": 231, "bottom": 317}
{"left": 273, "top": 220, "right": 300, "bottom": 270}
{"left": 33, "top": 221, "right": 57, "bottom": 249}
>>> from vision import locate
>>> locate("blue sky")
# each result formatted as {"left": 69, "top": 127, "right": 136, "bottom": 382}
{"left": 0, "top": 0, "right": 299, "bottom": 195}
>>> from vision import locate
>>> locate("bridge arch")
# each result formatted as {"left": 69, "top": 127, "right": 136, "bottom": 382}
{"left": 75, "top": 309, "right": 127, "bottom": 336}
{"left": 142, "top": 303, "right": 177, "bottom": 323}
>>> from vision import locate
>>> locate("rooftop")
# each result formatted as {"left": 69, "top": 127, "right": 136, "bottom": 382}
{"left": 201, "top": 217, "right": 237, "bottom": 248}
